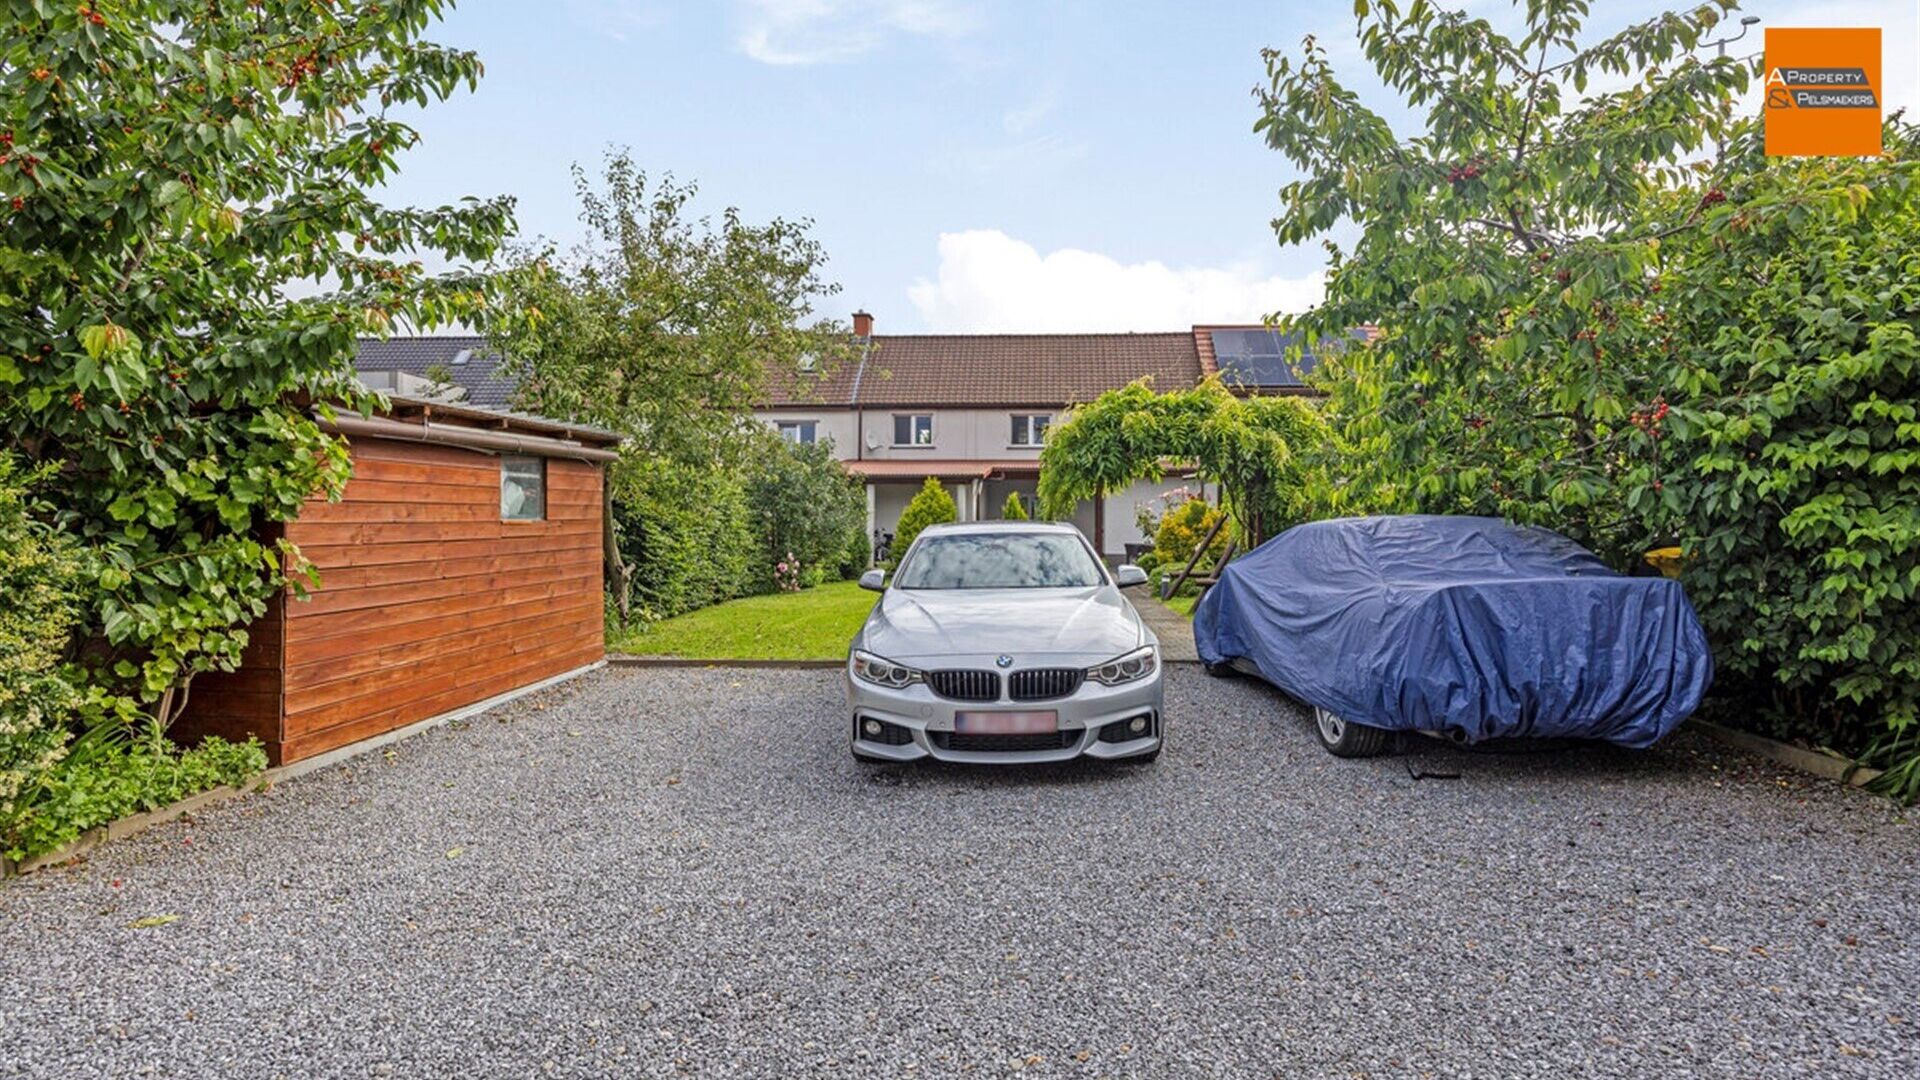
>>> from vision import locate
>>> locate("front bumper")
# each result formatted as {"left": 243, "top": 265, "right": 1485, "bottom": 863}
{"left": 846, "top": 654, "right": 1165, "bottom": 764}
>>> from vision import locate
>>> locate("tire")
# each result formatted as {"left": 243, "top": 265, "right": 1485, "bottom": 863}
{"left": 1203, "top": 660, "right": 1238, "bottom": 679}
{"left": 1312, "top": 705, "right": 1390, "bottom": 758}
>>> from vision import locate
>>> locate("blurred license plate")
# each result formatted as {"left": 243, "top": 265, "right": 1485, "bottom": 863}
{"left": 954, "top": 711, "right": 1058, "bottom": 735}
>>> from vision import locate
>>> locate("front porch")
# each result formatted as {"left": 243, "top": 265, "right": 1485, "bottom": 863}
{"left": 846, "top": 460, "right": 1203, "bottom": 563}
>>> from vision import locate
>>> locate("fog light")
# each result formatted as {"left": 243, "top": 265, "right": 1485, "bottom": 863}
{"left": 863, "top": 718, "right": 882, "bottom": 737}
{"left": 1129, "top": 716, "right": 1147, "bottom": 734}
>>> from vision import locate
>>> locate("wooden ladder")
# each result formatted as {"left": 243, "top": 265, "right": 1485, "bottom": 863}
{"left": 1160, "top": 514, "right": 1237, "bottom": 602}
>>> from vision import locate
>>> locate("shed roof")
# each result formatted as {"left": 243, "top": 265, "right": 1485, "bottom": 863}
{"left": 377, "top": 394, "right": 623, "bottom": 446}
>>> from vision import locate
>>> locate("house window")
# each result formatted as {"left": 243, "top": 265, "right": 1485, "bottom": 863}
{"left": 776, "top": 420, "right": 818, "bottom": 444}
{"left": 500, "top": 455, "right": 546, "bottom": 521}
{"left": 1010, "top": 414, "right": 1052, "bottom": 446}
{"left": 892, "top": 414, "right": 934, "bottom": 446}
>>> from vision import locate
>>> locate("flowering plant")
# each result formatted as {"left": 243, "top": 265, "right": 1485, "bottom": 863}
{"left": 773, "top": 554, "right": 802, "bottom": 593}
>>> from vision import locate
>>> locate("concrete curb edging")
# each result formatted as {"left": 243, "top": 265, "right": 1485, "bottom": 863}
{"left": 1694, "top": 720, "right": 1885, "bottom": 790}
{"left": 2, "top": 659, "right": 607, "bottom": 880}
{"left": 4, "top": 777, "right": 263, "bottom": 879}
{"left": 605, "top": 656, "right": 1205, "bottom": 669}
{"left": 265, "top": 659, "right": 607, "bottom": 784}
{"left": 608, "top": 656, "right": 843, "bottom": 669}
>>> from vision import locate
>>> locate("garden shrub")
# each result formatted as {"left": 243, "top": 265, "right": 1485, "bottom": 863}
{"left": 1001, "top": 491, "right": 1029, "bottom": 520}
{"left": 1, "top": 455, "right": 89, "bottom": 852}
{"left": 1153, "top": 499, "right": 1230, "bottom": 579}
{"left": 743, "top": 436, "right": 866, "bottom": 592}
{"left": 893, "top": 477, "right": 957, "bottom": 560}
{"left": 1656, "top": 139, "right": 1920, "bottom": 789}
{"left": 1, "top": 1, "right": 511, "bottom": 730}
{"left": 614, "top": 458, "right": 756, "bottom": 621}
{"left": 1254, "top": 0, "right": 1920, "bottom": 794}
{"left": 837, "top": 528, "right": 873, "bottom": 580}
{"left": 7, "top": 727, "right": 266, "bottom": 862}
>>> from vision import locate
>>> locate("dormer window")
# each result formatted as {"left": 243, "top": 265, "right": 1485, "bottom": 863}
{"left": 1010, "top": 413, "right": 1052, "bottom": 446}
{"left": 796, "top": 353, "right": 818, "bottom": 374}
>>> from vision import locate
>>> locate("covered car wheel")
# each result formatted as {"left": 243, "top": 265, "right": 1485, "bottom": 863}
{"left": 1203, "top": 660, "right": 1237, "bottom": 678}
{"left": 1312, "top": 705, "right": 1390, "bottom": 758}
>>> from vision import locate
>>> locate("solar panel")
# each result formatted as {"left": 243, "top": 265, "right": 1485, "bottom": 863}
{"left": 1211, "top": 328, "right": 1306, "bottom": 387}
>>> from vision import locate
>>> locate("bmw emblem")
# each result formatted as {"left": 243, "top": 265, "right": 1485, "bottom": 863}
{"left": 995, "top": 654, "right": 1014, "bottom": 668}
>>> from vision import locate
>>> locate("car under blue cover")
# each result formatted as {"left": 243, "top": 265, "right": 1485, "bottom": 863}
{"left": 1193, "top": 515, "right": 1713, "bottom": 749}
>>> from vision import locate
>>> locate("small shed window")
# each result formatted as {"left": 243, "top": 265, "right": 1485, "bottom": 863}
{"left": 500, "top": 455, "right": 546, "bottom": 521}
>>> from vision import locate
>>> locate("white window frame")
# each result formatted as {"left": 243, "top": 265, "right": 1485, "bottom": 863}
{"left": 500, "top": 454, "right": 546, "bottom": 522}
{"left": 892, "top": 413, "right": 934, "bottom": 447}
{"left": 1010, "top": 413, "right": 1052, "bottom": 447}
{"left": 776, "top": 420, "right": 818, "bottom": 445}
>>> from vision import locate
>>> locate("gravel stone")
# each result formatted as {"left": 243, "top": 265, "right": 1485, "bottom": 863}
{"left": 3, "top": 667, "right": 1916, "bottom": 1078}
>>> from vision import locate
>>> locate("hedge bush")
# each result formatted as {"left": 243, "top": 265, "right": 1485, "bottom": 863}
{"left": 1, "top": 455, "right": 88, "bottom": 851}
{"left": 744, "top": 436, "right": 867, "bottom": 592}
{"left": 837, "top": 528, "right": 873, "bottom": 580}
{"left": 614, "top": 458, "right": 756, "bottom": 622}
{"left": 1655, "top": 138, "right": 1920, "bottom": 795}
{"left": 2, "top": 454, "right": 270, "bottom": 861}
{"left": 1001, "top": 491, "right": 1029, "bottom": 520}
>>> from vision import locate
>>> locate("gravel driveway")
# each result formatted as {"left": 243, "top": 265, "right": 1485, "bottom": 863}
{"left": 3, "top": 667, "right": 1917, "bottom": 1078}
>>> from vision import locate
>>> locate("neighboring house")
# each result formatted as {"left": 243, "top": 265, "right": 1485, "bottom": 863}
{"left": 353, "top": 317, "right": 1354, "bottom": 562}
{"left": 759, "top": 312, "right": 1344, "bottom": 560}
{"left": 354, "top": 335, "right": 518, "bottom": 409}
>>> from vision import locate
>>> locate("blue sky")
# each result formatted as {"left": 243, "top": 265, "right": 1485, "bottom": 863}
{"left": 382, "top": 1, "right": 1918, "bottom": 333}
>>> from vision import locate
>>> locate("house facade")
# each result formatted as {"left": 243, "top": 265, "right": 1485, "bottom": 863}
{"left": 354, "top": 316, "right": 1343, "bottom": 563}
{"left": 757, "top": 313, "right": 1331, "bottom": 561}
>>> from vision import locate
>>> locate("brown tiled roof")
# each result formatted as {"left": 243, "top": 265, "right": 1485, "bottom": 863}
{"left": 760, "top": 344, "right": 867, "bottom": 408}
{"left": 763, "top": 333, "right": 1204, "bottom": 409}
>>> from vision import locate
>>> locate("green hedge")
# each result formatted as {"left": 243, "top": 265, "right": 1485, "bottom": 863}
{"left": 614, "top": 458, "right": 757, "bottom": 622}
{"left": 3, "top": 453, "right": 269, "bottom": 861}
{"left": 612, "top": 438, "right": 870, "bottom": 622}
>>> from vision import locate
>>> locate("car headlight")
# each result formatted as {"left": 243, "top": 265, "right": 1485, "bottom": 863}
{"left": 1087, "top": 645, "right": 1157, "bottom": 686}
{"left": 852, "top": 650, "right": 924, "bottom": 690}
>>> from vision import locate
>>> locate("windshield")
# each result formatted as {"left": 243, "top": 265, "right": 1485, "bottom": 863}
{"left": 894, "top": 532, "right": 1107, "bottom": 589}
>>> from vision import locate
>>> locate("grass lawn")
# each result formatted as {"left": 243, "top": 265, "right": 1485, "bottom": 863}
{"left": 608, "top": 580, "right": 877, "bottom": 660}
{"left": 1161, "top": 591, "right": 1198, "bottom": 618}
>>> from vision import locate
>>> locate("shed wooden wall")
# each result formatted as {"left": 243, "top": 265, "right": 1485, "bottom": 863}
{"left": 177, "top": 434, "right": 606, "bottom": 765}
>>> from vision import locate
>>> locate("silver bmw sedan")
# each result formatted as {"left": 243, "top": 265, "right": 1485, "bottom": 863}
{"left": 846, "top": 521, "right": 1164, "bottom": 764}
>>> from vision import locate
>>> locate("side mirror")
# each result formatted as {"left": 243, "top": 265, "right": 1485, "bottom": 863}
{"left": 1114, "top": 564, "right": 1149, "bottom": 588}
{"left": 858, "top": 569, "right": 887, "bottom": 592}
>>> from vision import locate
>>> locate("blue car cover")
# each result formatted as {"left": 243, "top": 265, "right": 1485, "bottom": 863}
{"left": 1193, "top": 515, "right": 1713, "bottom": 747}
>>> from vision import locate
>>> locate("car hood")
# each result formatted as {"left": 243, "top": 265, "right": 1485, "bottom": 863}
{"left": 859, "top": 586, "right": 1145, "bottom": 663}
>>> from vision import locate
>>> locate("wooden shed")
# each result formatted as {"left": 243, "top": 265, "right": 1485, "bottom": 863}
{"left": 176, "top": 397, "right": 622, "bottom": 766}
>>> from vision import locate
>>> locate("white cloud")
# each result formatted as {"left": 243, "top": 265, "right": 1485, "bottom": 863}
{"left": 906, "top": 230, "right": 1325, "bottom": 333}
{"left": 734, "top": 0, "right": 979, "bottom": 65}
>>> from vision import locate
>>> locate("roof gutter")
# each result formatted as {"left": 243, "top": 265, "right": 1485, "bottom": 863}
{"left": 320, "top": 413, "right": 623, "bottom": 464}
